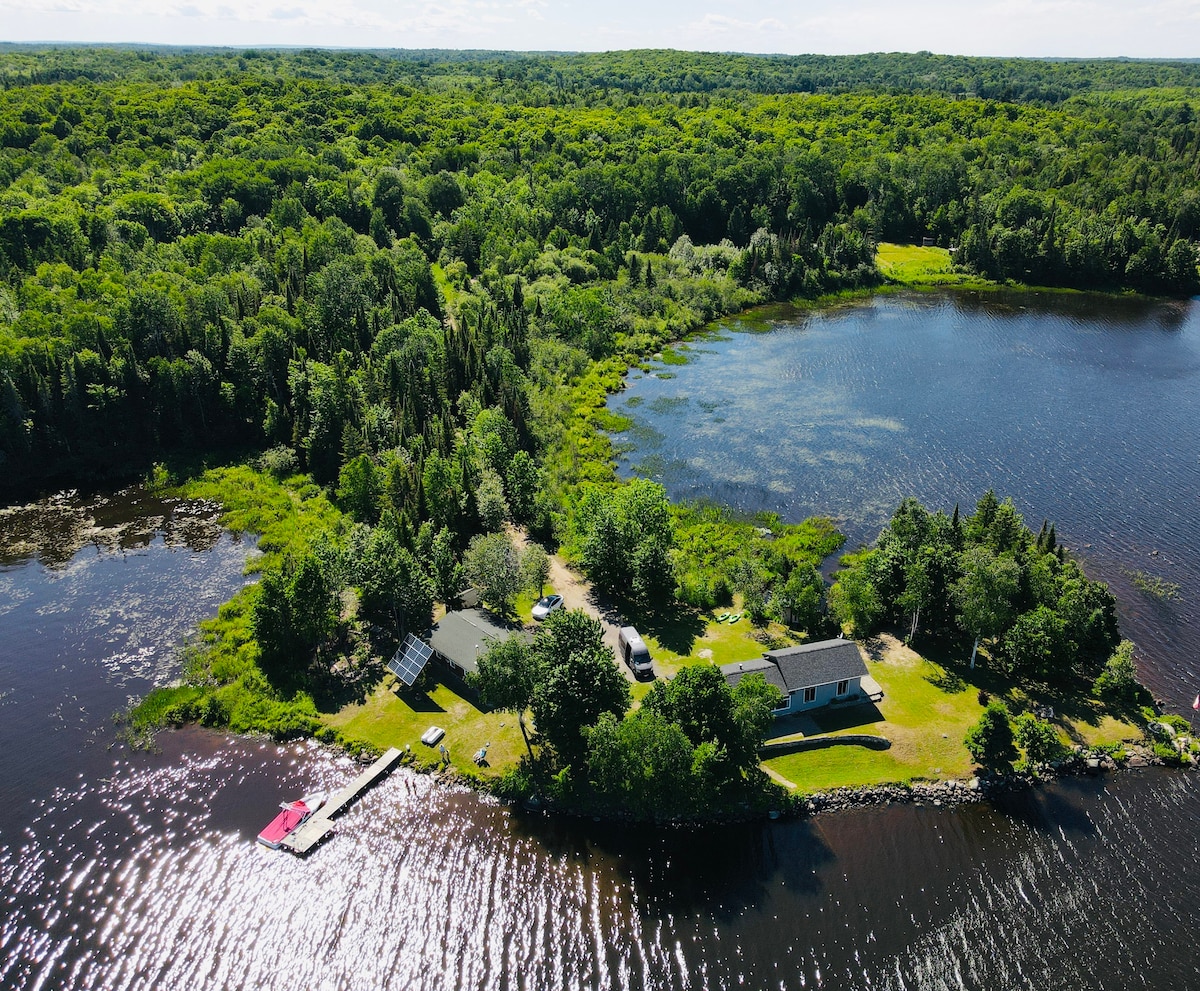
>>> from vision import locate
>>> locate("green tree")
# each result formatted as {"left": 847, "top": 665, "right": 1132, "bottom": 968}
{"left": 577, "top": 479, "right": 676, "bottom": 602}
{"left": 964, "top": 700, "right": 1017, "bottom": 771}
{"left": 828, "top": 563, "right": 883, "bottom": 636}
{"left": 474, "top": 468, "right": 510, "bottom": 532}
{"left": 337, "top": 453, "right": 382, "bottom": 523}
{"left": 953, "top": 547, "right": 1020, "bottom": 669}
{"left": 289, "top": 555, "right": 337, "bottom": 655}
{"left": 730, "top": 672, "right": 786, "bottom": 768}
{"left": 357, "top": 527, "right": 433, "bottom": 634}
{"left": 462, "top": 531, "right": 522, "bottom": 616}
{"left": 422, "top": 525, "right": 461, "bottom": 603}
{"left": 521, "top": 542, "right": 551, "bottom": 598}
{"left": 729, "top": 556, "right": 771, "bottom": 626}
{"left": 642, "top": 664, "right": 739, "bottom": 752}
{"left": 1014, "top": 712, "right": 1065, "bottom": 770}
{"left": 1056, "top": 572, "right": 1121, "bottom": 672}
{"left": 586, "top": 709, "right": 696, "bottom": 819}
{"left": 1001, "top": 605, "right": 1069, "bottom": 680}
{"left": 530, "top": 609, "right": 630, "bottom": 766}
{"left": 251, "top": 554, "right": 337, "bottom": 685}
{"left": 777, "top": 563, "right": 826, "bottom": 633}
{"left": 471, "top": 636, "right": 538, "bottom": 764}
{"left": 534, "top": 608, "right": 602, "bottom": 662}
{"left": 1093, "top": 639, "right": 1141, "bottom": 706}
{"left": 251, "top": 570, "right": 295, "bottom": 674}
{"left": 504, "top": 450, "right": 541, "bottom": 524}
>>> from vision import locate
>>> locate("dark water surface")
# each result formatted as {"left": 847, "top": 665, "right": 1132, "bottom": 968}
{"left": 5, "top": 289, "right": 1200, "bottom": 990}
{"left": 612, "top": 290, "right": 1200, "bottom": 710}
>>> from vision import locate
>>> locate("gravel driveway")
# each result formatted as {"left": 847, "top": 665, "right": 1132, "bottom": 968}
{"left": 508, "top": 526, "right": 637, "bottom": 683}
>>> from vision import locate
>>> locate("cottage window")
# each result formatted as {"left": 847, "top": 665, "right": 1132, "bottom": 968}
{"left": 836, "top": 679, "right": 849, "bottom": 696}
{"left": 772, "top": 695, "right": 790, "bottom": 712}
{"left": 803, "top": 686, "right": 816, "bottom": 704}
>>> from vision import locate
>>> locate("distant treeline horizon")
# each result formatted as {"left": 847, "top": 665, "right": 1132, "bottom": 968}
{"left": 2, "top": 46, "right": 1199, "bottom": 500}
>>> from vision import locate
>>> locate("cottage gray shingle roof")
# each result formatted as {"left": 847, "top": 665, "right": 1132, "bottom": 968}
{"left": 719, "top": 656, "right": 788, "bottom": 695}
{"left": 429, "top": 608, "right": 530, "bottom": 676}
{"left": 766, "top": 639, "right": 868, "bottom": 690}
{"left": 720, "top": 638, "right": 867, "bottom": 695}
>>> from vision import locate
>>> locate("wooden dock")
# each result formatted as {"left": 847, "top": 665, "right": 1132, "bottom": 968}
{"left": 282, "top": 747, "right": 404, "bottom": 855}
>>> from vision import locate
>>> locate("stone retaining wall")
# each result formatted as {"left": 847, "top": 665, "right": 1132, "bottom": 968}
{"left": 761, "top": 734, "right": 891, "bottom": 757}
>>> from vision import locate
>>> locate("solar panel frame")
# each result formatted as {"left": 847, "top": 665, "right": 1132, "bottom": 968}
{"left": 387, "top": 633, "right": 434, "bottom": 687}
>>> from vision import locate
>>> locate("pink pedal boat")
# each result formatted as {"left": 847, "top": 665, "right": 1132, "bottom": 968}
{"left": 256, "top": 792, "right": 326, "bottom": 849}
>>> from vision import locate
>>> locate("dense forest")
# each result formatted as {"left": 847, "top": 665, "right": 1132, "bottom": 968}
{"left": 828, "top": 492, "right": 1122, "bottom": 683}
{"left": 3, "top": 47, "right": 1200, "bottom": 505}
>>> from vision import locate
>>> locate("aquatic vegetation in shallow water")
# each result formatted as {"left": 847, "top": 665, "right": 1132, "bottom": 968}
{"left": 1125, "top": 569, "right": 1182, "bottom": 602}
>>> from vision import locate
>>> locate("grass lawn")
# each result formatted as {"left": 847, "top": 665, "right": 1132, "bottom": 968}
{"left": 322, "top": 667, "right": 526, "bottom": 783}
{"left": 763, "top": 634, "right": 1141, "bottom": 793}
{"left": 876, "top": 242, "right": 986, "bottom": 287}
{"left": 643, "top": 614, "right": 768, "bottom": 679}
{"left": 631, "top": 596, "right": 802, "bottom": 682}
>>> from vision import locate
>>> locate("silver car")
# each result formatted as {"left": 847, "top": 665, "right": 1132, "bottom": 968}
{"left": 531, "top": 594, "right": 564, "bottom": 621}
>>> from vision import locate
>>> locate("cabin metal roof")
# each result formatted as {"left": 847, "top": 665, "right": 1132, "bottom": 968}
{"left": 428, "top": 609, "right": 530, "bottom": 677}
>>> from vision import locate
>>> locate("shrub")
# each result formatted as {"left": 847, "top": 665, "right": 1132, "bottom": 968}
{"left": 1162, "top": 714, "right": 1191, "bottom": 734}
{"left": 964, "top": 700, "right": 1017, "bottom": 771}
{"left": 676, "top": 571, "right": 732, "bottom": 610}
{"left": 1014, "top": 712, "right": 1066, "bottom": 768}
{"left": 1093, "top": 640, "right": 1140, "bottom": 705}
{"left": 1153, "top": 741, "right": 1183, "bottom": 766}
{"left": 257, "top": 444, "right": 299, "bottom": 479}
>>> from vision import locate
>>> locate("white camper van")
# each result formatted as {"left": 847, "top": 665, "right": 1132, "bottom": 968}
{"left": 618, "top": 626, "right": 653, "bottom": 678}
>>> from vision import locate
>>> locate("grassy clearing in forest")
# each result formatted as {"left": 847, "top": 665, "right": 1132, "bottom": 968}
{"left": 876, "top": 242, "right": 987, "bottom": 287}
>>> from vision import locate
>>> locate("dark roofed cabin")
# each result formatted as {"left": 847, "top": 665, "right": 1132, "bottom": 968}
{"left": 428, "top": 608, "right": 531, "bottom": 680}
{"left": 721, "top": 638, "right": 883, "bottom": 716}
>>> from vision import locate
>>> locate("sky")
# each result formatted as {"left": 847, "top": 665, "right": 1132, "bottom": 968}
{"left": 1, "top": 0, "right": 1198, "bottom": 59}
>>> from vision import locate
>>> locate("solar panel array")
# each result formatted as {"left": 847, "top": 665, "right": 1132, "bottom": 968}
{"left": 387, "top": 633, "right": 434, "bottom": 687}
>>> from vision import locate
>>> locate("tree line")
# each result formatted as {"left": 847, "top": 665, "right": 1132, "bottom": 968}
{"left": 4, "top": 50, "right": 1198, "bottom": 501}
{"left": 828, "top": 491, "right": 1121, "bottom": 683}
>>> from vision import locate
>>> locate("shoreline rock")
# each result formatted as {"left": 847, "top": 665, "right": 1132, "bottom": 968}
{"left": 792, "top": 742, "right": 1186, "bottom": 818}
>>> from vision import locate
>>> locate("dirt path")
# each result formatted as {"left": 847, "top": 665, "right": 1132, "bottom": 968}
{"left": 507, "top": 526, "right": 637, "bottom": 683}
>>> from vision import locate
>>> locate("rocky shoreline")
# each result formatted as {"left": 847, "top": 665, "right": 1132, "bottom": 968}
{"left": 386, "top": 739, "right": 1188, "bottom": 827}
{"left": 795, "top": 742, "right": 1187, "bottom": 817}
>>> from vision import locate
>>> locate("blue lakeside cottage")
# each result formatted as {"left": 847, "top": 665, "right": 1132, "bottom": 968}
{"left": 721, "top": 638, "right": 884, "bottom": 716}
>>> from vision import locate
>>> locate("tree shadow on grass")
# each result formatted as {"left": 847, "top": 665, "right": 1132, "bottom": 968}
{"left": 926, "top": 668, "right": 968, "bottom": 694}
{"left": 610, "top": 599, "right": 709, "bottom": 657}
{"left": 309, "top": 654, "right": 385, "bottom": 713}
{"left": 903, "top": 631, "right": 1018, "bottom": 704}
{"left": 906, "top": 630, "right": 1126, "bottom": 744}
{"left": 1018, "top": 680, "right": 1114, "bottom": 747}
{"left": 391, "top": 683, "right": 446, "bottom": 713}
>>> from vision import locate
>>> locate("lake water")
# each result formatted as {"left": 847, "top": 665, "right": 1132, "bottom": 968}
{"left": 611, "top": 290, "right": 1200, "bottom": 710}
{"left": 4, "top": 291, "right": 1200, "bottom": 990}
